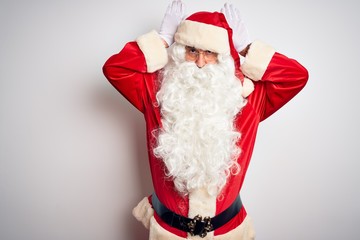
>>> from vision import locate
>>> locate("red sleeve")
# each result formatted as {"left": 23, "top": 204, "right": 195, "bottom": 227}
{"left": 259, "top": 52, "right": 309, "bottom": 121}
{"left": 102, "top": 41, "right": 148, "bottom": 112}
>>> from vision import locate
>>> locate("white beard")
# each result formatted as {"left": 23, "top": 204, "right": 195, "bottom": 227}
{"left": 153, "top": 43, "right": 246, "bottom": 196}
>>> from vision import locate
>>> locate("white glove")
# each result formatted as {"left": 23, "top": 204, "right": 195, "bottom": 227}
{"left": 221, "top": 3, "right": 251, "bottom": 53}
{"left": 159, "top": 0, "right": 185, "bottom": 46}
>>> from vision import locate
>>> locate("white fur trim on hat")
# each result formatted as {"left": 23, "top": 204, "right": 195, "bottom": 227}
{"left": 241, "top": 40, "right": 275, "bottom": 81}
{"left": 136, "top": 30, "right": 168, "bottom": 73}
{"left": 174, "top": 20, "right": 230, "bottom": 54}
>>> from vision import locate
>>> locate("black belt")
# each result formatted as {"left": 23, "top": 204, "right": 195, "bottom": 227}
{"left": 152, "top": 193, "right": 242, "bottom": 238}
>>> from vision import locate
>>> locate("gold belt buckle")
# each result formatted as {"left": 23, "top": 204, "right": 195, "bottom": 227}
{"left": 187, "top": 214, "right": 214, "bottom": 238}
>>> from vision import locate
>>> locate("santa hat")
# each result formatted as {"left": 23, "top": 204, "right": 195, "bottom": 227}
{"left": 175, "top": 12, "right": 240, "bottom": 68}
{"left": 174, "top": 11, "right": 254, "bottom": 97}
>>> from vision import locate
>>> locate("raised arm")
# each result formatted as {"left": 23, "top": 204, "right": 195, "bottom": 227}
{"left": 241, "top": 41, "right": 309, "bottom": 120}
{"left": 102, "top": 0, "right": 185, "bottom": 112}
{"left": 222, "top": 2, "right": 308, "bottom": 120}
{"left": 102, "top": 32, "right": 167, "bottom": 112}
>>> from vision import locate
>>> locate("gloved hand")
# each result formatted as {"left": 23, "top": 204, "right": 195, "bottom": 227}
{"left": 221, "top": 3, "right": 251, "bottom": 53}
{"left": 159, "top": 0, "right": 186, "bottom": 47}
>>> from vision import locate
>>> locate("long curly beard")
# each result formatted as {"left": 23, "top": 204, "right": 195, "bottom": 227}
{"left": 153, "top": 43, "right": 246, "bottom": 196}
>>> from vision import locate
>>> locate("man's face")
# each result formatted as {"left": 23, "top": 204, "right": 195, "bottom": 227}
{"left": 184, "top": 46, "right": 218, "bottom": 68}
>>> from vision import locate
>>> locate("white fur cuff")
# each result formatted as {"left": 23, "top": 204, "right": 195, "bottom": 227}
{"left": 241, "top": 40, "right": 275, "bottom": 81}
{"left": 136, "top": 30, "right": 169, "bottom": 73}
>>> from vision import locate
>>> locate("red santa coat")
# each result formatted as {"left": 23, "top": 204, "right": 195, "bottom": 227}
{"left": 103, "top": 31, "right": 308, "bottom": 239}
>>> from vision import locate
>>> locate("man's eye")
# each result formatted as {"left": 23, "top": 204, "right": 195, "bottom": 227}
{"left": 190, "top": 48, "right": 197, "bottom": 53}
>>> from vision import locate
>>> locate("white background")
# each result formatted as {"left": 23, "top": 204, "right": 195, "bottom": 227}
{"left": 1, "top": 0, "right": 359, "bottom": 239}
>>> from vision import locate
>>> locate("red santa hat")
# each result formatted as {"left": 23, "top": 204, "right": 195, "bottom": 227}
{"left": 174, "top": 11, "right": 240, "bottom": 69}
{"left": 174, "top": 11, "right": 254, "bottom": 97}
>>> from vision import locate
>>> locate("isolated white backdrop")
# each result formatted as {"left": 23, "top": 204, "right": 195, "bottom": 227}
{"left": 1, "top": 0, "right": 359, "bottom": 239}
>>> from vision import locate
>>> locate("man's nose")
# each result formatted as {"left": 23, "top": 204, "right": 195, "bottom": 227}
{"left": 195, "top": 53, "right": 206, "bottom": 68}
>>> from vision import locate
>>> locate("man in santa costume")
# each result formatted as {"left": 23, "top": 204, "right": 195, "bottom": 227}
{"left": 103, "top": 0, "right": 308, "bottom": 239}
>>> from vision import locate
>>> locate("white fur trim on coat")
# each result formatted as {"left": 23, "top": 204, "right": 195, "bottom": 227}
{"left": 148, "top": 214, "right": 255, "bottom": 240}
{"left": 136, "top": 30, "right": 169, "bottom": 73}
{"left": 132, "top": 197, "right": 154, "bottom": 229}
{"left": 213, "top": 216, "right": 256, "bottom": 240}
{"left": 188, "top": 189, "right": 216, "bottom": 239}
{"left": 132, "top": 196, "right": 256, "bottom": 240}
{"left": 174, "top": 20, "right": 230, "bottom": 54}
{"left": 188, "top": 188, "right": 216, "bottom": 218}
{"left": 241, "top": 40, "right": 275, "bottom": 81}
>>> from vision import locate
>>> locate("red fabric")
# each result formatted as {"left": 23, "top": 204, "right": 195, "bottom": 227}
{"left": 103, "top": 41, "right": 308, "bottom": 237}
